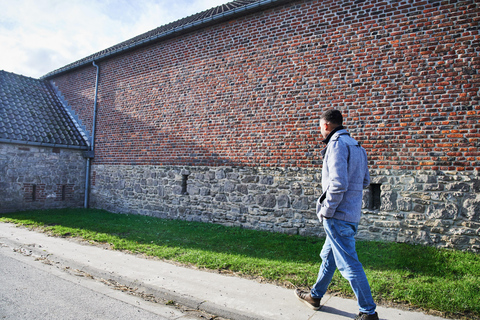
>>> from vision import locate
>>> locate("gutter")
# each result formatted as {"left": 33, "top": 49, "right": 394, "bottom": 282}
{"left": 42, "top": 0, "right": 290, "bottom": 79}
{"left": 84, "top": 61, "right": 100, "bottom": 208}
{"left": 0, "top": 139, "right": 89, "bottom": 150}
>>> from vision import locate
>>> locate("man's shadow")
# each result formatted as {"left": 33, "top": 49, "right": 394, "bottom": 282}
{"left": 319, "top": 305, "right": 357, "bottom": 318}
{"left": 319, "top": 306, "right": 384, "bottom": 320}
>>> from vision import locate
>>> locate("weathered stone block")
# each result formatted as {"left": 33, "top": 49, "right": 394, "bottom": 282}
{"left": 416, "top": 175, "right": 437, "bottom": 184}
{"left": 291, "top": 197, "right": 310, "bottom": 210}
{"left": 473, "top": 179, "right": 480, "bottom": 192}
{"left": 224, "top": 180, "right": 236, "bottom": 193}
{"left": 277, "top": 194, "right": 290, "bottom": 208}
{"left": 187, "top": 185, "right": 200, "bottom": 195}
{"left": 259, "top": 175, "right": 274, "bottom": 185}
{"left": 215, "top": 169, "right": 226, "bottom": 180}
{"left": 172, "top": 185, "right": 183, "bottom": 195}
{"left": 242, "top": 175, "right": 258, "bottom": 183}
{"left": 426, "top": 202, "right": 459, "bottom": 220}
{"left": 255, "top": 194, "right": 276, "bottom": 208}
{"left": 215, "top": 194, "right": 227, "bottom": 202}
{"left": 207, "top": 171, "right": 215, "bottom": 180}
{"left": 424, "top": 184, "right": 444, "bottom": 191}
{"left": 291, "top": 182, "right": 303, "bottom": 196}
{"left": 200, "top": 188, "right": 210, "bottom": 196}
{"left": 397, "top": 198, "right": 411, "bottom": 211}
{"left": 462, "top": 194, "right": 480, "bottom": 221}
{"left": 237, "top": 184, "right": 248, "bottom": 194}
{"left": 380, "top": 191, "right": 397, "bottom": 211}
{"left": 446, "top": 183, "right": 470, "bottom": 192}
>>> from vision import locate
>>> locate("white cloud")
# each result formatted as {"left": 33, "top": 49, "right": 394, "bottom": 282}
{"left": 0, "top": 0, "right": 231, "bottom": 78}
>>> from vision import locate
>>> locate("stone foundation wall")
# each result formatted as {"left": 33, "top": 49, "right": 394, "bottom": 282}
{"left": 91, "top": 164, "right": 480, "bottom": 253}
{"left": 363, "top": 170, "right": 480, "bottom": 252}
{"left": 0, "top": 143, "right": 86, "bottom": 213}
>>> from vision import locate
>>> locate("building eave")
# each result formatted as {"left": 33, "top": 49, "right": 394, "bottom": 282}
{"left": 42, "top": 0, "right": 292, "bottom": 79}
{"left": 0, "top": 138, "right": 89, "bottom": 151}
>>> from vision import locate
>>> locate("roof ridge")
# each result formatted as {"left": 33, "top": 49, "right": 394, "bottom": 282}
{"left": 1, "top": 69, "right": 39, "bottom": 81}
{"left": 42, "top": 0, "right": 289, "bottom": 79}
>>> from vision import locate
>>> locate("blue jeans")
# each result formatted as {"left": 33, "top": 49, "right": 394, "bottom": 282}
{"left": 311, "top": 218, "right": 376, "bottom": 315}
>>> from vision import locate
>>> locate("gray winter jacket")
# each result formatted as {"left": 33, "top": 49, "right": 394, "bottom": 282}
{"left": 316, "top": 128, "right": 370, "bottom": 223}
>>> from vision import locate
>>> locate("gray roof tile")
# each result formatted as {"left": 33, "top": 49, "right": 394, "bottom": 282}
{"left": 0, "top": 70, "right": 89, "bottom": 149}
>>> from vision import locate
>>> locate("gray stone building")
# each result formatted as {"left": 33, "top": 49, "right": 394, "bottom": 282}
{"left": 0, "top": 70, "right": 89, "bottom": 212}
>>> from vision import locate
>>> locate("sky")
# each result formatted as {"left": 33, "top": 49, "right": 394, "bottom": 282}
{"left": 0, "top": 0, "right": 232, "bottom": 79}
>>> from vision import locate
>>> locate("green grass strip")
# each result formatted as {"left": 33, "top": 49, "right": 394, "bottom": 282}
{"left": 1, "top": 208, "right": 479, "bottom": 319}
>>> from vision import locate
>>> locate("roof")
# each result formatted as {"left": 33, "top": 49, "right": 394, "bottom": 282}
{"left": 0, "top": 70, "right": 89, "bottom": 150}
{"left": 43, "top": 0, "right": 290, "bottom": 79}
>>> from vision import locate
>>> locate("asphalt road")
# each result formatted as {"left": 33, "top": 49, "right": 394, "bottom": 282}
{"left": 0, "top": 244, "right": 208, "bottom": 320}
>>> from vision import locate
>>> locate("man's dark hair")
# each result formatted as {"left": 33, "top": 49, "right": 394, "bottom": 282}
{"left": 321, "top": 109, "right": 343, "bottom": 126}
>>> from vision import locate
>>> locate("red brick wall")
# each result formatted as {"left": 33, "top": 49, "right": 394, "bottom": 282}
{"left": 53, "top": 66, "right": 98, "bottom": 137}
{"left": 50, "top": 0, "right": 480, "bottom": 171}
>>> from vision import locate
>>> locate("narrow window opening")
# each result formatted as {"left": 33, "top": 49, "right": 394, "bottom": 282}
{"left": 369, "top": 184, "right": 381, "bottom": 210}
{"left": 181, "top": 174, "right": 189, "bottom": 195}
{"left": 61, "top": 185, "right": 66, "bottom": 201}
{"left": 32, "top": 184, "right": 37, "bottom": 202}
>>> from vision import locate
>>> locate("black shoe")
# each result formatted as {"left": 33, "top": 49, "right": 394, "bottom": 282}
{"left": 294, "top": 289, "right": 321, "bottom": 310}
{"left": 354, "top": 312, "right": 379, "bottom": 320}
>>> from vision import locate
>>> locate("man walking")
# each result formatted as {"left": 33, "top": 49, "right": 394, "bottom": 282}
{"left": 295, "top": 110, "right": 379, "bottom": 320}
